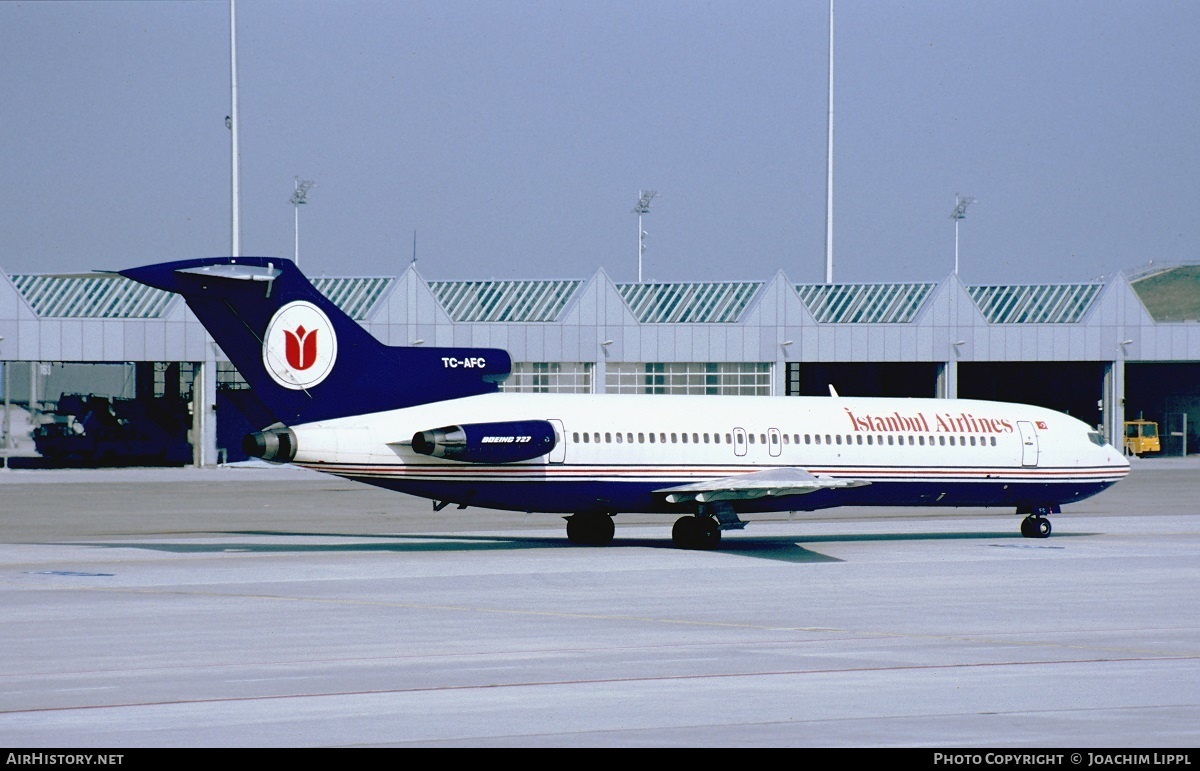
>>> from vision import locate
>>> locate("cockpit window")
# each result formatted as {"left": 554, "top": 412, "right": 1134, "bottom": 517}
{"left": 1087, "top": 431, "right": 1105, "bottom": 447}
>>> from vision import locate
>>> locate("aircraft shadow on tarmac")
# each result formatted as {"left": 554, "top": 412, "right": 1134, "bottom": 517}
{"left": 63, "top": 529, "right": 1087, "bottom": 564}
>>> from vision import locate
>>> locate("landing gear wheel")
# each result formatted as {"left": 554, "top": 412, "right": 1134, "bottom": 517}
{"left": 566, "top": 512, "right": 615, "bottom": 546}
{"left": 672, "top": 516, "right": 697, "bottom": 549}
{"left": 694, "top": 517, "right": 721, "bottom": 550}
{"left": 672, "top": 516, "right": 721, "bottom": 550}
{"left": 1020, "top": 515, "right": 1052, "bottom": 539}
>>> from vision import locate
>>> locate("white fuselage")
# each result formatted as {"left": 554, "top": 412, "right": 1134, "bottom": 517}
{"left": 285, "top": 393, "right": 1129, "bottom": 515}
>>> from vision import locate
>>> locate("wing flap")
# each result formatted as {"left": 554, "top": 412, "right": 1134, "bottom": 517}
{"left": 656, "top": 466, "right": 869, "bottom": 504}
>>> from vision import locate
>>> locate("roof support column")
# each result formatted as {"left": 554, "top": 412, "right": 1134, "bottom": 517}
{"left": 192, "top": 349, "right": 218, "bottom": 467}
{"left": 937, "top": 360, "right": 958, "bottom": 399}
{"left": 2, "top": 361, "right": 10, "bottom": 467}
{"left": 1103, "top": 359, "right": 1125, "bottom": 449}
{"left": 593, "top": 355, "right": 606, "bottom": 395}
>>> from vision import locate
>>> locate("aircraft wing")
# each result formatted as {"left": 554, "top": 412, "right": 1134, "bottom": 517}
{"left": 655, "top": 466, "right": 869, "bottom": 504}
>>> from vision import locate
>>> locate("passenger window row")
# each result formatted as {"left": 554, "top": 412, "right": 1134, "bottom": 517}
{"left": 572, "top": 431, "right": 733, "bottom": 445}
{"left": 569, "top": 431, "right": 999, "bottom": 447}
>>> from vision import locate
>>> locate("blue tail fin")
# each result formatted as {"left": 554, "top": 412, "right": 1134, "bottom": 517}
{"left": 120, "top": 257, "right": 511, "bottom": 425}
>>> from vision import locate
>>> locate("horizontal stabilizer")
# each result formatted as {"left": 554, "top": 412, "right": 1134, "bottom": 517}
{"left": 656, "top": 467, "right": 869, "bottom": 504}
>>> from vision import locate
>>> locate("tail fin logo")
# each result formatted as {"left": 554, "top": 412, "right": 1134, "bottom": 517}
{"left": 263, "top": 301, "right": 337, "bottom": 390}
{"left": 284, "top": 326, "right": 318, "bottom": 370}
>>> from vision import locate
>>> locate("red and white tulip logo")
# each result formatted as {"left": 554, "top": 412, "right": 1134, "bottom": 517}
{"left": 263, "top": 301, "right": 337, "bottom": 390}
{"left": 284, "top": 325, "right": 318, "bottom": 370}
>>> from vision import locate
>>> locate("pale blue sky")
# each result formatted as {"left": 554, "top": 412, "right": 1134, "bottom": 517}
{"left": 2, "top": 0, "right": 1197, "bottom": 284}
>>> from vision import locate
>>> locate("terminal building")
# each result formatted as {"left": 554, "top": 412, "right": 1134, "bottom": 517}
{"left": 2, "top": 261, "right": 1199, "bottom": 465}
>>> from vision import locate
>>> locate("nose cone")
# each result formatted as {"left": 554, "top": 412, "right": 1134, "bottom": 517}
{"left": 1106, "top": 446, "right": 1131, "bottom": 479}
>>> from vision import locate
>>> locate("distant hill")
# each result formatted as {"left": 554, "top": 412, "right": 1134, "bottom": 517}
{"left": 1131, "top": 265, "right": 1200, "bottom": 322}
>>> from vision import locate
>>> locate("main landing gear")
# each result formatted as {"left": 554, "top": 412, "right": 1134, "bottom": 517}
{"left": 567, "top": 505, "right": 744, "bottom": 550}
{"left": 1018, "top": 505, "right": 1057, "bottom": 538}
{"left": 672, "top": 515, "right": 722, "bottom": 550}
{"left": 672, "top": 503, "right": 745, "bottom": 550}
{"left": 565, "top": 512, "right": 615, "bottom": 546}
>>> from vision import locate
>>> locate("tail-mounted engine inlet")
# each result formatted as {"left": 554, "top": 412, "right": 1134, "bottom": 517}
{"left": 411, "top": 419, "right": 556, "bottom": 464}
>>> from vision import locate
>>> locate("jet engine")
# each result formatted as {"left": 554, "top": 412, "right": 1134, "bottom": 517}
{"left": 242, "top": 424, "right": 298, "bottom": 462}
{"left": 411, "top": 419, "right": 556, "bottom": 463}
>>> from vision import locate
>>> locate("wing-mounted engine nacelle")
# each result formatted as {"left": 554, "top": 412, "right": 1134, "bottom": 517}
{"left": 242, "top": 425, "right": 298, "bottom": 463}
{"left": 411, "top": 419, "right": 556, "bottom": 464}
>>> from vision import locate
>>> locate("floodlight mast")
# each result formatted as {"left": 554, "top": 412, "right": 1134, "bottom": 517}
{"left": 228, "top": 0, "right": 241, "bottom": 258}
{"left": 950, "top": 193, "right": 975, "bottom": 276}
{"left": 290, "top": 178, "right": 316, "bottom": 267}
{"left": 824, "top": 0, "right": 835, "bottom": 284}
{"left": 634, "top": 190, "right": 658, "bottom": 283}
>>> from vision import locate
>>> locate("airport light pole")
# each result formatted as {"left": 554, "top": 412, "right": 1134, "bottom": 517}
{"left": 824, "top": 0, "right": 835, "bottom": 284}
{"left": 950, "top": 193, "right": 975, "bottom": 276}
{"left": 634, "top": 190, "right": 657, "bottom": 283}
{"left": 228, "top": 0, "right": 241, "bottom": 258}
{"left": 291, "top": 178, "right": 315, "bottom": 267}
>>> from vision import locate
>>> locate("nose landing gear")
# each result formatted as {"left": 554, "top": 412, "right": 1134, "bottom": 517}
{"left": 1020, "top": 515, "right": 1052, "bottom": 538}
{"left": 1018, "top": 505, "right": 1057, "bottom": 538}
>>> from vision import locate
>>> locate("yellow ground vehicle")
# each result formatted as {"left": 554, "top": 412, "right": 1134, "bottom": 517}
{"left": 1124, "top": 420, "right": 1161, "bottom": 456}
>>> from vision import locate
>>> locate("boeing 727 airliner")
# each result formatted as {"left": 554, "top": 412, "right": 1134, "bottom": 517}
{"left": 121, "top": 257, "right": 1130, "bottom": 549}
